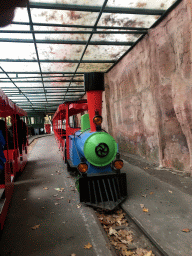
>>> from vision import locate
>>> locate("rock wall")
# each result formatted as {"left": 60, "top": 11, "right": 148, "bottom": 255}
{"left": 103, "top": 0, "right": 192, "bottom": 174}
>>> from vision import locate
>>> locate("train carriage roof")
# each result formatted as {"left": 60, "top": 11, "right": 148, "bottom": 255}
{"left": 52, "top": 99, "right": 87, "bottom": 121}
{"left": 0, "top": 89, "right": 27, "bottom": 117}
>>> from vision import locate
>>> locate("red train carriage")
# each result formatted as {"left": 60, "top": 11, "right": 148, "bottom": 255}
{"left": 0, "top": 89, "right": 28, "bottom": 230}
{"left": 52, "top": 99, "right": 88, "bottom": 162}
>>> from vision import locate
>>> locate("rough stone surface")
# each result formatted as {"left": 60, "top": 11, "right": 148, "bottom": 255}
{"left": 103, "top": 0, "right": 192, "bottom": 174}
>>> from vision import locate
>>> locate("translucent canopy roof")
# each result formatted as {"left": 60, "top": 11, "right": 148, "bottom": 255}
{"left": 0, "top": 0, "right": 180, "bottom": 115}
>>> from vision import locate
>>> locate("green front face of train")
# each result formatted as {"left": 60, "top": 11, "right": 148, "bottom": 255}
{"left": 84, "top": 132, "right": 117, "bottom": 167}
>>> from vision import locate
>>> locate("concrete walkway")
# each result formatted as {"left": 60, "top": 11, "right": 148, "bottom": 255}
{"left": 0, "top": 136, "right": 115, "bottom": 256}
{"left": 2, "top": 134, "right": 192, "bottom": 255}
{"left": 121, "top": 159, "right": 192, "bottom": 256}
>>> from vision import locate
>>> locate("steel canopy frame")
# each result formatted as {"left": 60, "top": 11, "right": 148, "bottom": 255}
{"left": 0, "top": 0, "right": 182, "bottom": 115}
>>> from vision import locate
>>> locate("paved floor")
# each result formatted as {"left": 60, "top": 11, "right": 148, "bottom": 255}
{"left": 121, "top": 153, "right": 192, "bottom": 256}
{"left": 1, "top": 135, "right": 192, "bottom": 256}
{"left": 0, "top": 135, "right": 115, "bottom": 256}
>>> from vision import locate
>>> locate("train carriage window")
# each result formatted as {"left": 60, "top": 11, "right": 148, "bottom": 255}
{"left": 69, "top": 116, "right": 74, "bottom": 128}
{"left": 62, "top": 120, "right": 66, "bottom": 130}
{"left": 69, "top": 115, "right": 81, "bottom": 129}
{"left": 31, "top": 117, "right": 34, "bottom": 124}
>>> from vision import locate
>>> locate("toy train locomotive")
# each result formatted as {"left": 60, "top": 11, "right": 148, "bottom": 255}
{"left": 0, "top": 89, "right": 28, "bottom": 230}
{"left": 53, "top": 72, "right": 127, "bottom": 210}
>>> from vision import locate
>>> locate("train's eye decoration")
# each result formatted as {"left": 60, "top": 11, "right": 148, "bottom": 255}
{"left": 95, "top": 143, "right": 109, "bottom": 158}
{"left": 113, "top": 160, "right": 124, "bottom": 170}
{"left": 93, "top": 115, "right": 102, "bottom": 126}
{"left": 78, "top": 163, "right": 88, "bottom": 173}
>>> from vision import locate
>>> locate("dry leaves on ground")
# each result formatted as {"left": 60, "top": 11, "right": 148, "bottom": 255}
{"left": 142, "top": 208, "right": 149, "bottom": 213}
{"left": 140, "top": 204, "right": 149, "bottom": 213}
{"left": 31, "top": 224, "right": 40, "bottom": 230}
{"left": 84, "top": 242, "right": 93, "bottom": 249}
{"left": 182, "top": 228, "right": 190, "bottom": 232}
{"left": 54, "top": 188, "right": 65, "bottom": 192}
{"left": 136, "top": 248, "right": 153, "bottom": 256}
{"left": 96, "top": 209, "right": 155, "bottom": 256}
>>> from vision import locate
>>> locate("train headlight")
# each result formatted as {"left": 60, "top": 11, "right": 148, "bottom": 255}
{"left": 93, "top": 115, "right": 102, "bottom": 126}
{"left": 78, "top": 163, "right": 88, "bottom": 173}
{"left": 113, "top": 160, "right": 124, "bottom": 170}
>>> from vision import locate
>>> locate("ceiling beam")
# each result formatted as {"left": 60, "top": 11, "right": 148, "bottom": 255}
{"left": 1, "top": 86, "right": 84, "bottom": 89}
{"left": 0, "top": 30, "right": 147, "bottom": 35}
{"left": 28, "top": 2, "right": 165, "bottom": 15}
{"left": 0, "top": 80, "right": 83, "bottom": 83}
{"left": 27, "top": 3, "right": 48, "bottom": 108}
{"left": 0, "top": 72, "right": 85, "bottom": 75}
{"left": 0, "top": 75, "right": 83, "bottom": 80}
{"left": 0, "top": 38, "right": 134, "bottom": 46}
{"left": 0, "top": 59, "right": 114, "bottom": 63}
{"left": 11, "top": 21, "right": 148, "bottom": 31}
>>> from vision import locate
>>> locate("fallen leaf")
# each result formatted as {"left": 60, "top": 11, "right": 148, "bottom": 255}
{"left": 182, "top": 228, "right": 190, "bottom": 232}
{"left": 149, "top": 192, "right": 154, "bottom": 195}
{"left": 109, "top": 227, "right": 118, "bottom": 236}
{"left": 111, "top": 240, "right": 118, "bottom": 247}
{"left": 143, "top": 208, "right": 149, "bottom": 213}
{"left": 116, "top": 243, "right": 127, "bottom": 251}
{"left": 44, "top": 187, "right": 49, "bottom": 190}
{"left": 121, "top": 240, "right": 130, "bottom": 244}
{"left": 84, "top": 242, "right": 92, "bottom": 249}
{"left": 116, "top": 213, "right": 125, "bottom": 221}
{"left": 144, "top": 251, "right": 153, "bottom": 256}
{"left": 136, "top": 248, "right": 154, "bottom": 256}
{"left": 122, "top": 250, "right": 134, "bottom": 256}
{"left": 54, "top": 188, "right": 64, "bottom": 192}
{"left": 31, "top": 224, "right": 40, "bottom": 230}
